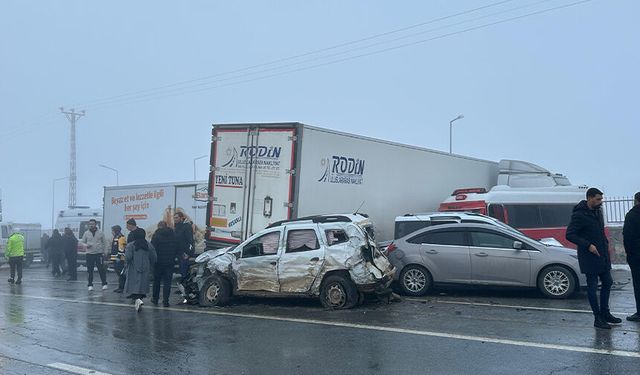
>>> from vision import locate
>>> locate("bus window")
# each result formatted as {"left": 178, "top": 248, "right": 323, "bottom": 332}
{"left": 488, "top": 204, "right": 505, "bottom": 223}
{"left": 539, "top": 204, "right": 575, "bottom": 228}
{"left": 504, "top": 205, "right": 542, "bottom": 229}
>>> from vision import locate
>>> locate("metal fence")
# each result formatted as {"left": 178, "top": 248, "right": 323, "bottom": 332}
{"left": 604, "top": 197, "right": 634, "bottom": 224}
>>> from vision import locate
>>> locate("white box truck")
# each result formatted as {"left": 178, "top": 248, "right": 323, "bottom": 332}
{"left": 206, "top": 122, "right": 499, "bottom": 248}
{"left": 103, "top": 181, "right": 208, "bottom": 252}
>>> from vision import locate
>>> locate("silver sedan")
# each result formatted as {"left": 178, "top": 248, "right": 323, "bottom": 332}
{"left": 387, "top": 223, "right": 586, "bottom": 299}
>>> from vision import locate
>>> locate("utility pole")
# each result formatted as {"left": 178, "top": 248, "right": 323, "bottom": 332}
{"left": 60, "top": 107, "right": 85, "bottom": 208}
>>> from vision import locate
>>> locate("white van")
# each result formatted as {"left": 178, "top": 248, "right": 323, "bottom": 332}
{"left": 55, "top": 207, "right": 103, "bottom": 264}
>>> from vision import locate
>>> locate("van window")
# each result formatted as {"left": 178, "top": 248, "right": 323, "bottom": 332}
{"left": 488, "top": 204, "right": 506, "bottom": 223}
{"left": 504, "top": 205, "right": 541, "bottom": 229}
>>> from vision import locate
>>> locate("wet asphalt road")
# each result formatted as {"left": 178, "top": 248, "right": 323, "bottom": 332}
{"left": 0, "top": 264, "right": 639, "bottom": 375}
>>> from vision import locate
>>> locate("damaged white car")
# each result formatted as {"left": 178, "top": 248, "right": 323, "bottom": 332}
{"left": 181, "top": 214, "right": 395, "bottom": 309}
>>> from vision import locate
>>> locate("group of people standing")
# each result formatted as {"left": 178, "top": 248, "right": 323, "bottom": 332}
{"left": 103, "top": 212, "right": 194, "bottom": 311}
{"left": 41, "top": 228, "right": 79, "bottom": 280}
{"left": 566, "top": 189, "right": 640, "bottom": 329}
{"left": 10, "top": 212, "right": 194, "bottom": 313}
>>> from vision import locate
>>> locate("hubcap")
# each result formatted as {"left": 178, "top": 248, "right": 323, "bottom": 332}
{"left": 543, "top": 270, "right": 570, "bottom": 296}
{"left": 404, "top": 269, "right": 426, "bottom": 292}
{"left": 206, "top": 281, "right": 220, "bottom": 302}
{"left": 326, "top": 283, "right": 346, "bottom": 307}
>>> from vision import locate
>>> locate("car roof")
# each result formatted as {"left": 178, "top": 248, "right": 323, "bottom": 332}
{"left": 397, "top": 222, "right": 519, "bottom": 240}
{"left": 267, "top": 213, "right": 369, "bottom": 229}
{"left": 395, "top": 212, "right": 496, "bottom": 222}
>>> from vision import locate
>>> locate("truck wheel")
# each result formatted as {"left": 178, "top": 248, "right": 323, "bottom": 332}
{"left": 537, "top": 265, "right": 576, "bottom": 299}
{"left": 199, "top": 275, "right": 231, "bottom": 307}
{"left": 399, "top": 265, "right": 433, "bottom": 296}
{"left": 319, "top": 275, "right": 358, "bottom": 309}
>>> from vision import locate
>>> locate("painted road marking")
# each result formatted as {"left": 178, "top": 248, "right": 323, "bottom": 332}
{"left": 48, "top": 362, "right": 112, "bottom": 375}
{"left": 407, "top": 298, "right": 628, "bottom": 316}
{"left": 2, "top": 292, "right": 640, "bottom": 359}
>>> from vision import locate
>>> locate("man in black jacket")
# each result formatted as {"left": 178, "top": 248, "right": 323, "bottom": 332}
{"left": 623, "top": 192, "right": 640, "bottom": 322}
{"left": 151, "top": 221, "right": 179, "bottom": 307}
{"left": 566, "top": 187, "right": 621, "bottom": 329}
{"left": 174, "top": 212, "right": 194, "bottom": 282}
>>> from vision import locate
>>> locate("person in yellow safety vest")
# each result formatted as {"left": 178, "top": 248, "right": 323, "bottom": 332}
{"left": 111, "top": 225, "right": 127, "bottom": 293}
{"left": 6, "top": 230, "right": 25, "bottom": 285}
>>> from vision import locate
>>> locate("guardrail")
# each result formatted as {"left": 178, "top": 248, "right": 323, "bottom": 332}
{"left": 604, "top": 197, "right": 634, "bottom": 224}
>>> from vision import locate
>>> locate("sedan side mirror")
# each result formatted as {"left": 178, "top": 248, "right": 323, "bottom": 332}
{"left": 513, "top": 241, "right": 523, "bottom": 250}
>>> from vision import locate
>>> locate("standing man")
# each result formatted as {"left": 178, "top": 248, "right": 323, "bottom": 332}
{"left": 151, "top": 221, "right": 179, "bottom": 307}
{"left": 123, "top": 219, "right": 146, "bottom": 292}
{"left": 62, "top": 227, "right": 78, "bottom": 281}
{"left": 111, "top": 225, "right": 127, "bottom": 293}
{"left": 623, "top": 192, "right": 640, "bottom": 322}
{"left": 567, "top": 187, "right": 621, "bottom": 329}
{"left": 174, "top": 211, "right": 194, "bottom": 282}
{"left": 6, "top": 229, "right": 25, "bottom": 285}
{"left": 81, "top": 219, "right": 108, "bottom": 291}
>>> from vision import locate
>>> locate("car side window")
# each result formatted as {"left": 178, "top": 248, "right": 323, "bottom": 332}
{"left": 470, "top": 231, "right": 516, "bottom": 249}
{"left": 408, "top": 231, "right": 466, "bottom": 246}
{"left": 325, "top": 229, "right": 348, "bottom": 246}
{"left": 286, "top": 229, "right": 320, "bottom": 253}
{"left": 242, "top": 231, "right": 280, "bottom": 258}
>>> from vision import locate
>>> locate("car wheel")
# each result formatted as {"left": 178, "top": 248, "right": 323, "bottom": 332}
{"left": 319, "top": 275, "right": 358, "bottom": 309}
{"left": 537, "top": 265, "right": 576, "bottom": 299}
{"left": 399, "top": 265, "right": 432, "bottom": 296}
{"left": 199, "top": 275, "right": 231, "bottom": 307}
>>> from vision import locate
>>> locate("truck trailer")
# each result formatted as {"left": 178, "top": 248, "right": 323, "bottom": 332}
{"left": 0, "top": 222, "right": 42, "bottom": 266}
{"left": 103, "top": 181, "right": 208, "bottom": 251}
{"left": 206, "top": 122, "right": 500, "bottom": 248}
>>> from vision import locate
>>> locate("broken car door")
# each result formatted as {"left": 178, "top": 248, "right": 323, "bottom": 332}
{"left": 277, "top": 225, "right": 325, "bottom": 293}
{"left": 235, "top": 229, "right": 282, "bottom": 292}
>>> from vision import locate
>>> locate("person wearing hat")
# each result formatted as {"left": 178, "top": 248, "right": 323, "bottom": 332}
{"left": 6, "top": 229, "right": 25, "bottom": 284}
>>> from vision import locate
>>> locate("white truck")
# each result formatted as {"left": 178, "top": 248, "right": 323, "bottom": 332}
{"left": 206, "top": 122, "right": 500, "bottom": 248}
{"left": 103, "top": 181, "right": 208, "bottom": 252}
{"left": 0, "top": 222, "right": 42, "bottom": 266}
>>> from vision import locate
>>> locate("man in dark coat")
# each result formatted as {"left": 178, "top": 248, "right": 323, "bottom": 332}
{"left": 62, "top": 228, "right": 78, "bottom": 281}
{"left": 173, "top": 212, "right": 194, "bottom": 282}
{"left": 151, "top": 221, "right": 179, "bottom": 307}
{"left": 566, "top": 187, "right": 621, "bottom": 329}
{"left": 623, "top": 191, "right": 640, "bottom": 322}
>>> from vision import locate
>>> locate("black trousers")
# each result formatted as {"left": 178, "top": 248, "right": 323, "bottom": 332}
{"left": 85, "top": 253, "right": 107, "bottom": 286}
{"left": 586, "top": 271, "right": 613, "bottom": 316}
{"left": 628, "top": 255, "right": 640, "bottom": 314}
{"left": 9, "top": 256, "right": 23, "bottom": 281}
{"left": 152, "top": 264, "right": 174, "bottom": 303}
{"left": 51, "top": 251, "right": 63, "bottom": 276}
{"left": 66, "top": 250, "right": 78, "bottom": 280}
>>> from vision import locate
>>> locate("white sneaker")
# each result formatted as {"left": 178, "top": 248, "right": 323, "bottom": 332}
{"left": 102, "top": 285, "right": 108, "bottom": 290}
{"left": 135, "top": 298, "right": 143, "bottom": 312}
{"left": 88, "top": 286, "right": 94, "bottom": 291}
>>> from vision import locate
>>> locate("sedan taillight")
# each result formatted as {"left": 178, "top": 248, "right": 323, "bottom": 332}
{"left": 386, "top": 243, "right": 397, "bottom": 254}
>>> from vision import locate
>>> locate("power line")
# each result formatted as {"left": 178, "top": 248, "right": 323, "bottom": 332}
{"left": 72, "top": 0, "right": 593, "bottom": 111}
{"left": 70, "top": 0, "right": 517, "bottom": 110}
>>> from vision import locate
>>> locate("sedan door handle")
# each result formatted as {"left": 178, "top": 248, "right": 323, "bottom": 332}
{"left": 474, "top": 252, "right": 488, "bottom": 257}
{"left": 425, "top": 249, "right": 438, "bottom": 255}
{"left": 310, "top": 257, "right": 320, "bottom": 262}
{"left": 270, "top": 261, "right": 277, "bottom": 266}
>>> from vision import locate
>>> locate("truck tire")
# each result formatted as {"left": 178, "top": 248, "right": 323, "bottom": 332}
{"left": 319, "top": 274, "right": 358, "bottom": 309}
{"left": 537, "top": 265, "right": 576, "bottom": 299}
{"left": 399, "top": 265, "right": 433, "bottom": 296}
{"left": 199, "top": 275, "right": 231, "bottom": 307}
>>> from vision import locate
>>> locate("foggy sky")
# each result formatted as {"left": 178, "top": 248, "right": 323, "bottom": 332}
{"left": 1, "top": 0, "right": 638, "bottom": 227}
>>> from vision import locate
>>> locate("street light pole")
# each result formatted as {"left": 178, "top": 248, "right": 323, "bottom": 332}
{"left": 193, "top": 154, "right": 208, "bottom": 181}
{"left": 449, "top": 114, "right": 464, "bottom": 154}
{"left": 98, "top": 164, "right": 119, "bottom": 185}
{"left": 52, "top": 176, "right": 69, "bottom": 230}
